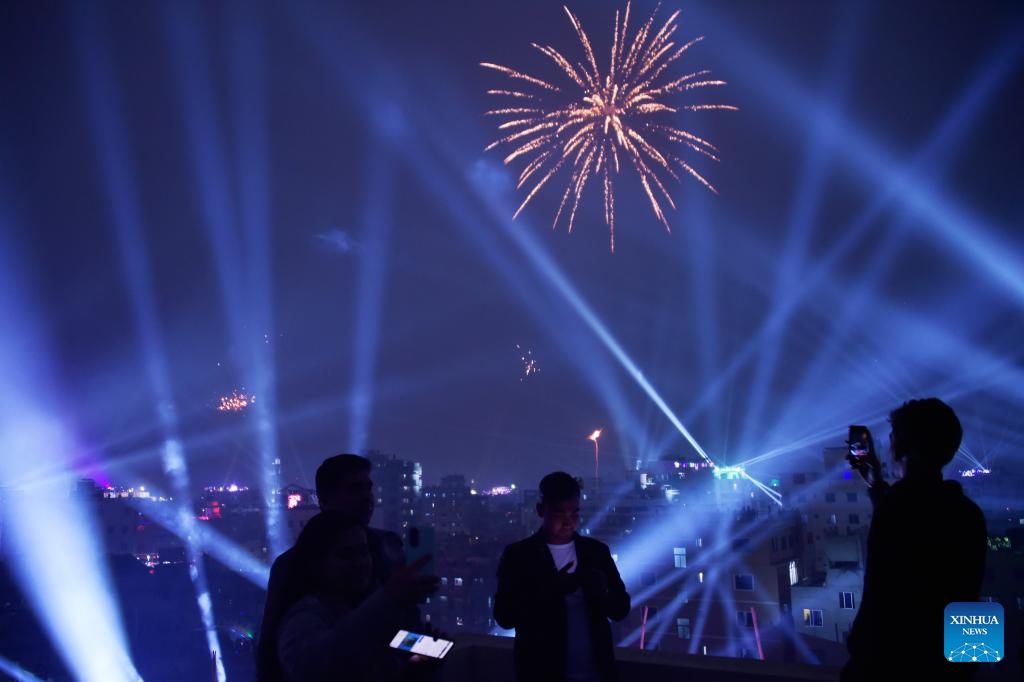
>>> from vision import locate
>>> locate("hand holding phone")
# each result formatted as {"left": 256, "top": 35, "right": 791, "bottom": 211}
{"left": 554, "top": 560, "right": 579, "bottom": 595}
{"left": 389, "top": 629, "right": 454, "bottom": 660}
{"left": 847, "top": 425, "right": 872, "bottom": 459}
{"left": 406, "top": 526, "right": 436, "bottom": 576}
{"left": 846, "top": 425, "right": 881, "bottom": 485}
{"left": 385, "top": 555, "right": 440, "bottom": 606}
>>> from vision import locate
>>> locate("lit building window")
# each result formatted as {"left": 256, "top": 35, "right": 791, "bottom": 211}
{"left": 698, "top": 571, "right": 704, "bottom": 584}
{"left": 676, "top": 618, "right": 691, "bottom": 639}
{"left": 839, "top": 591, "right": 855, "bottom": 609}
{"left": 803, "top": 608, "right": 824, "bottom": 627}
{"left": 673, "top": 547, "right": 687, "bottom": 568}
{"left": 453, "top": 577, "right": 463, "bottom": 587}
{"left": 789, "top": 560, "right": 798, "bottom": 586}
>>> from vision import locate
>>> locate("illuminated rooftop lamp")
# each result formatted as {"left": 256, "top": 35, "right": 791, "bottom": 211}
{"left": 587, "top": 429, "right": 602, "bottom": 481}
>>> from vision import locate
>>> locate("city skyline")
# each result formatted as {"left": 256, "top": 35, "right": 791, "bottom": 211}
{"left": 4, "top": 439, "right": 1021, "bottom": 679}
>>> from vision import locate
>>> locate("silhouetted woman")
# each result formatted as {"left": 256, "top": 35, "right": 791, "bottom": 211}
{"left": 257, "top": 510, "right": 420, "bottom": 682}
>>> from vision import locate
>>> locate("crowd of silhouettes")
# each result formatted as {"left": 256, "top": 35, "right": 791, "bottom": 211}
{"left": 252, "top": 396, "right": 1002, "bottom": 682}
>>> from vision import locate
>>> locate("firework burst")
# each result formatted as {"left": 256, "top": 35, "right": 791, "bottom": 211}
{"left": 482, "top": 2, "right": 736, "bottom": 252}
{"left": 217, "top": 389, "right": 256, "bottom": 413}
{"left": 516, "top": 343, "right": 540, "bottom": 381}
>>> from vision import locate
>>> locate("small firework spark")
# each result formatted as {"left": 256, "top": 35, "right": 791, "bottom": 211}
{"left": 218, "top": 389, "right": 256, "bottom": 413}
{"left": 516, "top": 344, "right": 540, "bottom": 381}
{"left": 482, "top": 2, "right": 736, "bottom": 252}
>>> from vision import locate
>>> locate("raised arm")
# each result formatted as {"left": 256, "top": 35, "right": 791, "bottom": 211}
{"left": 587, "top": 543, "right": 630, "bottom": 622}
{"left": 277, "top": 588, "right": 405, "bottom": 682}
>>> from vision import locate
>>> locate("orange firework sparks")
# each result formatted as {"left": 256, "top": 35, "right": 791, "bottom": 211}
{"left": 482, "top": 2, "right": 736, "bottom": 252}
{"left": 516, "top": 343, "right": 540, "bottom": 381}
{"left": 218, "top": 389, "right": 256, "bottom": 413}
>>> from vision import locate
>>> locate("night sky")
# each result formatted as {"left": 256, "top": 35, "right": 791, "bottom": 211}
{"left": 2, "top": 0, "right": 1022, "bottom": 495}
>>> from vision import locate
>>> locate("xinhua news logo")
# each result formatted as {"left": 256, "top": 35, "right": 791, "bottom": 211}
{"left": 944, "top": 601, "right": 1003, "bottom": 663}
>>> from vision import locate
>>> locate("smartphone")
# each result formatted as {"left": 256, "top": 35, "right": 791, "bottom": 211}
{"left": 848, "top": 425, "right": 872, "bottom": 459}
{"left": 406, "top": 526, "right": 436, "bottom": 576}
{"left": 389, "top": 629, "right": 454, "bottom": 659}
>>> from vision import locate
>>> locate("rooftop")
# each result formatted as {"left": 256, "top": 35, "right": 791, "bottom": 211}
{"left": 438, "top": 635, "right": 840, "bottom": 682}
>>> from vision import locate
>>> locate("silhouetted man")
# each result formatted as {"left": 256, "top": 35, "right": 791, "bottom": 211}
{"left": 257, "top": 453, "right": 435, "bottom": 681}
{"left": 842, "top": 398, "right": 986, "bottom": 682}
{"left": 494, "top": 471, "right": 630, "bottom": 682}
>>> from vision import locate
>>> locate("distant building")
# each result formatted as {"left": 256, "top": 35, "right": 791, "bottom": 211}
{"left": 280, "top": 482, "right": 316, "bottom": 512}
{"left": 95, "top": 495, "right": 184, "bottom": 564}
{"left": 618, "top": 502, "right": 806, "bottom": 662}
{"left": 414, "top": 476, "right": 526, "bottom": 634}
{"left": 790, "top": 533, "right": 865, "bottom": 662}
{"left": 418, "top": 474, "right": 483, "bottom": 538}
{"left": 782, "top": 446, "right": 874, "bottom": 657}
{"left": 198, "top": 484, "right": 262, "bottom": 518}
{"left": 800, "top": 448, "right": 877, "bottom": 573}
{"left": 367, "top": 450, "right": 421, "bottom": 535}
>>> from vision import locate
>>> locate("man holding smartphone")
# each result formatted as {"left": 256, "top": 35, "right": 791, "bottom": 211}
{"left": 494, "top": 471, "right": 631, "bottom": 682}
{"left": 841, "top": 399, "right": 987, "bottom": 682}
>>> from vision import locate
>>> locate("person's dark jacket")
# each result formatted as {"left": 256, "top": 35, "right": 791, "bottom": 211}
{"left": 256, "top": 527, "right": 406, "bottom": 682}
{"left": 842, "top": 477, "right": 986, "bottom": 681}
{"left": 276, "top": 587, "right": 413, "bottom": 682}
{"left": 493, "top": 529, "right": 631, "bottom": 682}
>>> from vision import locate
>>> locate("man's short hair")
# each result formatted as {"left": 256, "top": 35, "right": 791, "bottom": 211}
{"left": 889, "top": 398, "right": 962, "bottom": 468}
{"left": 315, "top": 454, "right": 371, "bottom": 500}
{"left": 539, "top": 471, "right": 582, "bottom": 504}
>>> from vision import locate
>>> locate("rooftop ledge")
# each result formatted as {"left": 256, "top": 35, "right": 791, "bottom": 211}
{"left": 436, "top": 635, "right": 841, "bottom": 682}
